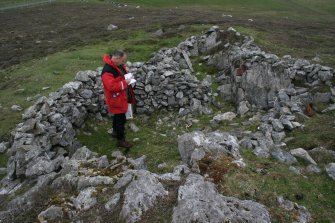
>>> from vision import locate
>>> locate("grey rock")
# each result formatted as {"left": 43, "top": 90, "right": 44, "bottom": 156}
{"left": 280, "top": 118, "right": 294, "bottom": 130}
{"left": 71, "top": 146, "right": 93, "bottom": 160}
{"left": 272, "top": 131, "right": 286, "bottom": 144}
{"left": 120, "top": 170, "right": 168, "bottom": 223}
{"left": 289, "top": 166, "right": 301, "bottom": 175}
{"left": 237, "top": 101, "right": 250, "bottom": 117}
{"left": 313, "top": 92, "right": 331, "bottom": 104}
{"left": 272, "top": 119, "right": 284, "bottom": 132}
{"left": 111, "top": 150, "right": 124, "bottom": 159}
{"left": 178, "top": 131, "right": 240, "bottom": 166}
{"left": 325, "top": 163, "right": 335, "bottom": 180}
{"left": 98, "top": 155, "right": 109, "bottom": 168}
{"left": 105, "top": 193, "right": 121, "bottom": 212}
{"left": 271, "top": 147, "right": 297, "bottom": 165}
{"left": 11, "top": 105, "right": 23, "bottom": 112}
{"left": 276, "top": 196, "right": 294, "bottom": 211}
{"left": 22, "top": 106, "right": 36, "bottom": 120}
{"left": 129, "top": 122, "right": 139, "bottom": 133}
{"left": 80, "top": 89, "right": 93, "bottom": 99}
{"left": 290, "top": 148, "right": 317, "bottom": 165}
{"left": 217, "top": 84, "right": 232, "bottom": 99}
{"left": 322, "top": 104, "right": 335, "bottom": 113}
{"left": 107, "top": 24, "right": 118, "bottom": 31}
{"left": 38, "top": 205, "right": 63, "bottom": 223}
{"left": 212, "top": 112, "right": 236, "bottom": 122}
{"left": 153, "top": 28, "right": 164, "bottom": 37}
{"left": 128, "top": 155, "right": 147, "bottom": 170}
{"left": 190, "top": 98, "right": 202, "bottom": 114}
{"left": 114, "top": 170, "right": 134, "bottom": 189}
{"left": 158, "top": 165, "right": 190, "bottom": 182}
{"left": 306, "top": 164, "right": 321, "bottom": 174}
{"left": 75, "top": 71, "right": 91, "bottom": 82}
{"left": 176, "top": 91, "right": 184, "bottom": 99}
{"left": 71, "top": 187, "right": 97, "bottom": 211}
{"left": 318, "top": 70, "right": 333, "bottom": 82}
{"left": 172, "top": 174, "right": 271, "bottom": 223}
{"left": 77, "top": 176, "right": 115, "bottom": 190}
{"left": 0, "top": 142, "right": 8, "bottom": 153}
{"left": 277, "top": 196, "right": 312, "bottom": 223}
{"left": 63, "top": 81, "right": 82, "bottom": 91}
{"left": 25, "top": 156, "right": 64, "bottom": 178}
{"left": 157, "top": 162, "right": 167, "bottom": 170}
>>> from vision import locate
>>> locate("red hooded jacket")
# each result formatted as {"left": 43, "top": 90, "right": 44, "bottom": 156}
{"left": 101, "top": 54, "right": 135, "bottom": 114}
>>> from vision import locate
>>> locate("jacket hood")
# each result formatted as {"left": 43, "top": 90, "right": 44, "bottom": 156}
{"left": 103, "top": 54, "right": 118, "bottom": 68}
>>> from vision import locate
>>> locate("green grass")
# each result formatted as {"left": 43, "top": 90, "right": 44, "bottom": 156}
{"left": 217, "top": 149, "right": 335, "bottom": 222}
{"left": 76, "top": 113, "right": 181, "bottom": 173}
{"left": 0, "top": 153, "right": 8, "bottom": 168}
{"left": 287, "top": 111, "right": 335, "bottom": 151}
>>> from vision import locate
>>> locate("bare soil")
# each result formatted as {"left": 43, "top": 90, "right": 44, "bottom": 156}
{"left": 1, "top": 2, "right": 334, "bottom": 69}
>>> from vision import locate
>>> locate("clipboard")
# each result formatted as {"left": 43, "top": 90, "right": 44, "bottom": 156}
{"left": 125, "top": 103, "right": 133, "bottom": 119}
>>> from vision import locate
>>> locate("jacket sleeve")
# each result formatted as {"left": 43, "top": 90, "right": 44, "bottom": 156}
{"left": 102, "top": 73, "right": 128, "bottom": 93}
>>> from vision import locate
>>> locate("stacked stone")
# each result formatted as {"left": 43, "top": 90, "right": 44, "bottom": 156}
{"left": 131, "top": 47, "right": 212, "bottom": 115}
{"left": 204, "top": 27, "right": 334, "bottom": 115}
{"left": 6, "top": 70, "right": 106, "bottom": 180}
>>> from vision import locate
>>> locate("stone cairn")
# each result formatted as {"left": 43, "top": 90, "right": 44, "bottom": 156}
{"left": 0, "top": 26, "right": 334, "bottom": 222}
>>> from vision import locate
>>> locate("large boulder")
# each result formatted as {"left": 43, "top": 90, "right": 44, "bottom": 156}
{"left": 172, "top": 174, "right": 271, "bottom": 223}
{"left": 119, "top": 170, "right": 168, "bottom": 223}
{"left": 178, "top": 131, "right": 240, "bottom": 166}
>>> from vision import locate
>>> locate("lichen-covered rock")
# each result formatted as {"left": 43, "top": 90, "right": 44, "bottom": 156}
{"left": 172, "top": 174, "right": 271, "bottom": 223}
{"left": 120, "top": 170, "right": 168, "bottom": 223}
{"left": 178, "top": 131, "right": 240, "bottom": 166}
{"left": 38, "top": 205, "right": 64, "bottom": 223}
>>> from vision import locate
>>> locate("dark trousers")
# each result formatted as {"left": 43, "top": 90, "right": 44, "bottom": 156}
{"left": 113, "top": 113, "right": 126, "bottom": 140}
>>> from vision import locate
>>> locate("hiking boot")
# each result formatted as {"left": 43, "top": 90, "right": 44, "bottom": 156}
{"left": 117, "top": 139, "right": 133, "bottom": 149}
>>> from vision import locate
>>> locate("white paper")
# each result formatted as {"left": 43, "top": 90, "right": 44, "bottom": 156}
{"left": 125, "top": 103, "right": 133, "bottom": 119}
{"left": 124, "top": 73, "right": 136, "bottom": 85}
{"left": 124, "top": 73, "right": 133, "bottom": 80}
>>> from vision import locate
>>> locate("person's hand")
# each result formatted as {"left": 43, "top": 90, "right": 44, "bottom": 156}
{"left": 125, "top": 79, "right": 132, "bottom": 84}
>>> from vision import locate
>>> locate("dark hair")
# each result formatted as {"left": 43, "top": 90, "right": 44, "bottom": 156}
{"left": 110, "top": 50, "right": 125, "bottom": 58}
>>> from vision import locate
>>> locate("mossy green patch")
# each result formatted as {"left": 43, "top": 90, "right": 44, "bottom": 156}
{"left": 286, "top": 111, "right": 335, "bottom": 150}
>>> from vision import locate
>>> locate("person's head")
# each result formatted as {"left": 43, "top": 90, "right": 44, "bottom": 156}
{"left": 110, "top": 50, "right": 127, "bottom": 66}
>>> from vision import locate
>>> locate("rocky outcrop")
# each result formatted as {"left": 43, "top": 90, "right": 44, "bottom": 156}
{"left": 172, "top": 174, "right": 271, "bottom": 223}
{"left": 178, "top": 131, "right": 240, "bottom": 168}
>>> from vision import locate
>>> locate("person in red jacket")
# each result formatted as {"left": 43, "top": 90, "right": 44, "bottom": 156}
{"left": 101, "top": 50, "right": 135, "bottom": 150}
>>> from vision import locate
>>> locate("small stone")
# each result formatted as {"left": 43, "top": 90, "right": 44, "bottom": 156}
{"left": 129, "top": 122, "right": 139, "bottom": 133}
{"left": 306, "top": 164, "right": 321, "bottom": 174}
{"left": 111, "top": 150, "right": 124, "bottom": 158}
{"left": 289, "top": 166, "right": 301, "bottom": 175}
{"left": 158, "top": 162, "right": 167, "bottom": 170}
{"left": 98, "top": 155, "right": 109, "bottom": 168}
{"left": 325, "top": 163, "right": 335, "bottom": 181}
{"left": 11, "top": 105, "right": 23, "bottom": 112}
{"left": 38, "top": 205, "right": 63, "bottom": 223}
{"left": 290, "top": 148, "right": 317, "bottom": 165}
{"left": 107, "top": 24, "right": 118, "bottom": 31}
{"left": 212, "top": 112, "right": 237, "bottom": 122}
